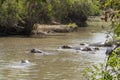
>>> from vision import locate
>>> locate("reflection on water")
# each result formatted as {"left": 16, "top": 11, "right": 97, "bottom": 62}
{"left": 0, "top": 27, "right": 107, "bottom": 80}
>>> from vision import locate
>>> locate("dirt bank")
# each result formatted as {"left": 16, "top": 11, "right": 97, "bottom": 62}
{"left": 32, "top": 24, "right": 77, "bottom": 35}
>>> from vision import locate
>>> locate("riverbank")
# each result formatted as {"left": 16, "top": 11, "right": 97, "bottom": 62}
{"left": 0, "top": 23, "right": 77, "bottom": 37}
{"left": 0, "top": 16, "right": 111, "bottom": 37}
{"left": 31, "top": 16, "right": 111, "bottom": 36}
{"left": 87, "top": 16, "right": 111, "bottom": 32}
{"left": 31, "top": 23, "right": 77, "bottom": 36}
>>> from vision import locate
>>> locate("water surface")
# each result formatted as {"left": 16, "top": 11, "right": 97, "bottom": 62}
{"left": 0, "top": 25, "right": 108, "bottom": 80}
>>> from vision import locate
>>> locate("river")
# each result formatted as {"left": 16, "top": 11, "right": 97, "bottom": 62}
{"left": 0, "top": 23, "right": 109, "bottom": 80}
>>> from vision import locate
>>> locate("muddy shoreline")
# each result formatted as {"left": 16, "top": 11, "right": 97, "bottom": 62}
{"left": 31, "top": 24, "right": 77, "bottom": 35}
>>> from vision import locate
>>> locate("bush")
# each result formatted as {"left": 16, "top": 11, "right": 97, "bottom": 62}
{"left": 89, "top": 2, "right": 101, "bottom": 16}
{"left": 58, "top": 0, "right": 93, "bottom": 27}
{"left": 0, "top": 0, "right": 99, "bottom": 35}
{"left": 83, "top": 51, "right": 120, "bottom": 80}
{"left": 0, "top": 0, "right": 25, "bottom": 35}
{"left": 67, "top": 1, "right": 91, "bottom": 27}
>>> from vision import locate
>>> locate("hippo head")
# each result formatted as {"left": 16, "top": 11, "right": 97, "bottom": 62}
{"left": 21, "top": 60, "right": 30, "bottom": 64}
{"left": 31, "top": 49, "right": 35, "bottom": 53}
{"left": 61, "top": 45, "right": 72, "bottom": 49}
{"left": 30, "top": 48, "right": 42, "bottom": 53}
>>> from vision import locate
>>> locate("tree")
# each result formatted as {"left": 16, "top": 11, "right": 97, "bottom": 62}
{"left": 83, "top": 0, "right": 120, "bottom": 79}
{"left": 0, "top": 0, "right": 99, "bottom": 35}
{"left": 0, "top": 0, "right": 47, "bottom": 35}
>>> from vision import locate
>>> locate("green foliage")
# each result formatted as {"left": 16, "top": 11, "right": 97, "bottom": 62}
{"left": 0, "top": 0, "right": 47, "bottom": 35}
{"left": 0, "top": 0, "right": 25, "bottom": 26}
{"left": 66, "top": 0, "right": 92, "bottom": 26}
{"left": 0, "top": 0, "right": 24, "bottom": 34}
{"left": 67, "top": 23, "right": 77, "bottom": 28}
{"left": 83, "top": 52, "right": 120, "bottom": 80}
{"left": 104, "top": 0, "right": 120, "bottom": 9}
{"left": 89, "top": 1, "right": 101, "bottom": 16}
{"left": 83, "top": 0, "right": 120, "bottom": 79}
{"left": 114, "top": 22, "right": 120, "bottom": 37}
{"left": 0, "top": 0, "right": 100, "bottom": 35}
{"left": 0, "top": 0, "right": 5, "bottom": 5}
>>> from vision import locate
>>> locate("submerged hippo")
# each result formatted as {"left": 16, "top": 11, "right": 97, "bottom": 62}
{"left": 94, "top": 47, "right": 99, "bottom": 50}
{"left": 89, "top": 42, "right": 112, "bottom": 47}
{"left": 61, "top": 45, "right": 81, "bottom": 50}
{"left": 21, "top": 60, "right": 30, "bottom": 64}
{"left": 81, "top": 47, "right": 92, "bottom": 51}
{"left": 61, "top": 45, "right": 72, "bottom": 49}
{"left": 61, "top": 44, "right": 100, "bottom": 51}
{"left": 89, "top": 42, "right": 104, "bottom": 47}
{"left": 31, "top": 48, "right": 43, "bottom": 53}
{"left": 30, "top": 48, "right": 46, "bottom": 55}
{"left": 80, "top": 43, "right": 85, "bottom": 45}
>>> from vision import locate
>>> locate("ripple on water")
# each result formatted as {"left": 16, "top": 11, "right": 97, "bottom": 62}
{"left": 8, "top": 61, "right": 36, "bottom": 69}
{"left": 0, "top": 30, "right": 110, "bottom": 80}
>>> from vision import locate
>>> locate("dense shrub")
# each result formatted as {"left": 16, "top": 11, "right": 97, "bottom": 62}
{"left": 50, "top": 0, "right": 93, "bottom": 27}
{"left": 0, "top": 0, "right": 26, "bottom": 35}
{"left": 0, "top": 0, "right": 100, "bottom": 35}
{"left": 89, "top": 2, "right": 101, "bottom": 16}
{"left": 67, "top": 1, "right": 91, "bottom": 27}
{"left": 83, "top": 0, "right": 120, "bottom": 79}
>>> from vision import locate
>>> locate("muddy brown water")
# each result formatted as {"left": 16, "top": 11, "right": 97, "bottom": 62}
{"left": 0, "top": 26, "right": 108, "bottom": 80}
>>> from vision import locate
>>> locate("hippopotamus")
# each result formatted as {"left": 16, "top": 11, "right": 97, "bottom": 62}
{"left": 61, "top": 45, "right": 72, "bottom": 49}
{"left": 80, "top": 43, "right": 86, "bottom": 45}
{"left": 81, "top": 47, "right": 92, "bottom": 51}
{"left": 94, "top": 47, "right": 99, "bottom": 50}
{"left": 61, "top": 45, "right": 81, "bottom": 50}
{"left": 89, "top": 42, "right": 105, "bottom": 47}
{"left": 30, "top": 48, "right": 46, "bottom": 55}
{"left": 31, "top": 48, "right": 43, "bottom": 53}
{"left": 21, "top": 60, "right": 30, "bottom": 64}
{"left": 61, "top": 44, "right": 100, "bottom": 51}
{"left": 89, "top": 42, "right": 112, "bottom": 47}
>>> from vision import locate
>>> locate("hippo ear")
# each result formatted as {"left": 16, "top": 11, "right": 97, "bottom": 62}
{"left": 30, "top": 49, "right": 33, "bottom": 52}
{"left": 31, "top": 49, "right": 35, "bottom": 52}
{"left": 21, "top": 60, "right": 25, "bottom": 63}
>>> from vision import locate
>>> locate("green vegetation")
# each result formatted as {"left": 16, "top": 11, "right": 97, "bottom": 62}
{"left": 67, "top": 23, "right": 77, "bottom": 28}
{"left": 83, "top": 52, "right": 120, "bottom": 80}
{"left": 0, "top": 0, "right": 100, "bottom": 35}
{"left": 83, "top": 0, "right": 120, "bottom": 80}
{"left": 89, "top": 1, "right": 101, "bottom": 16}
